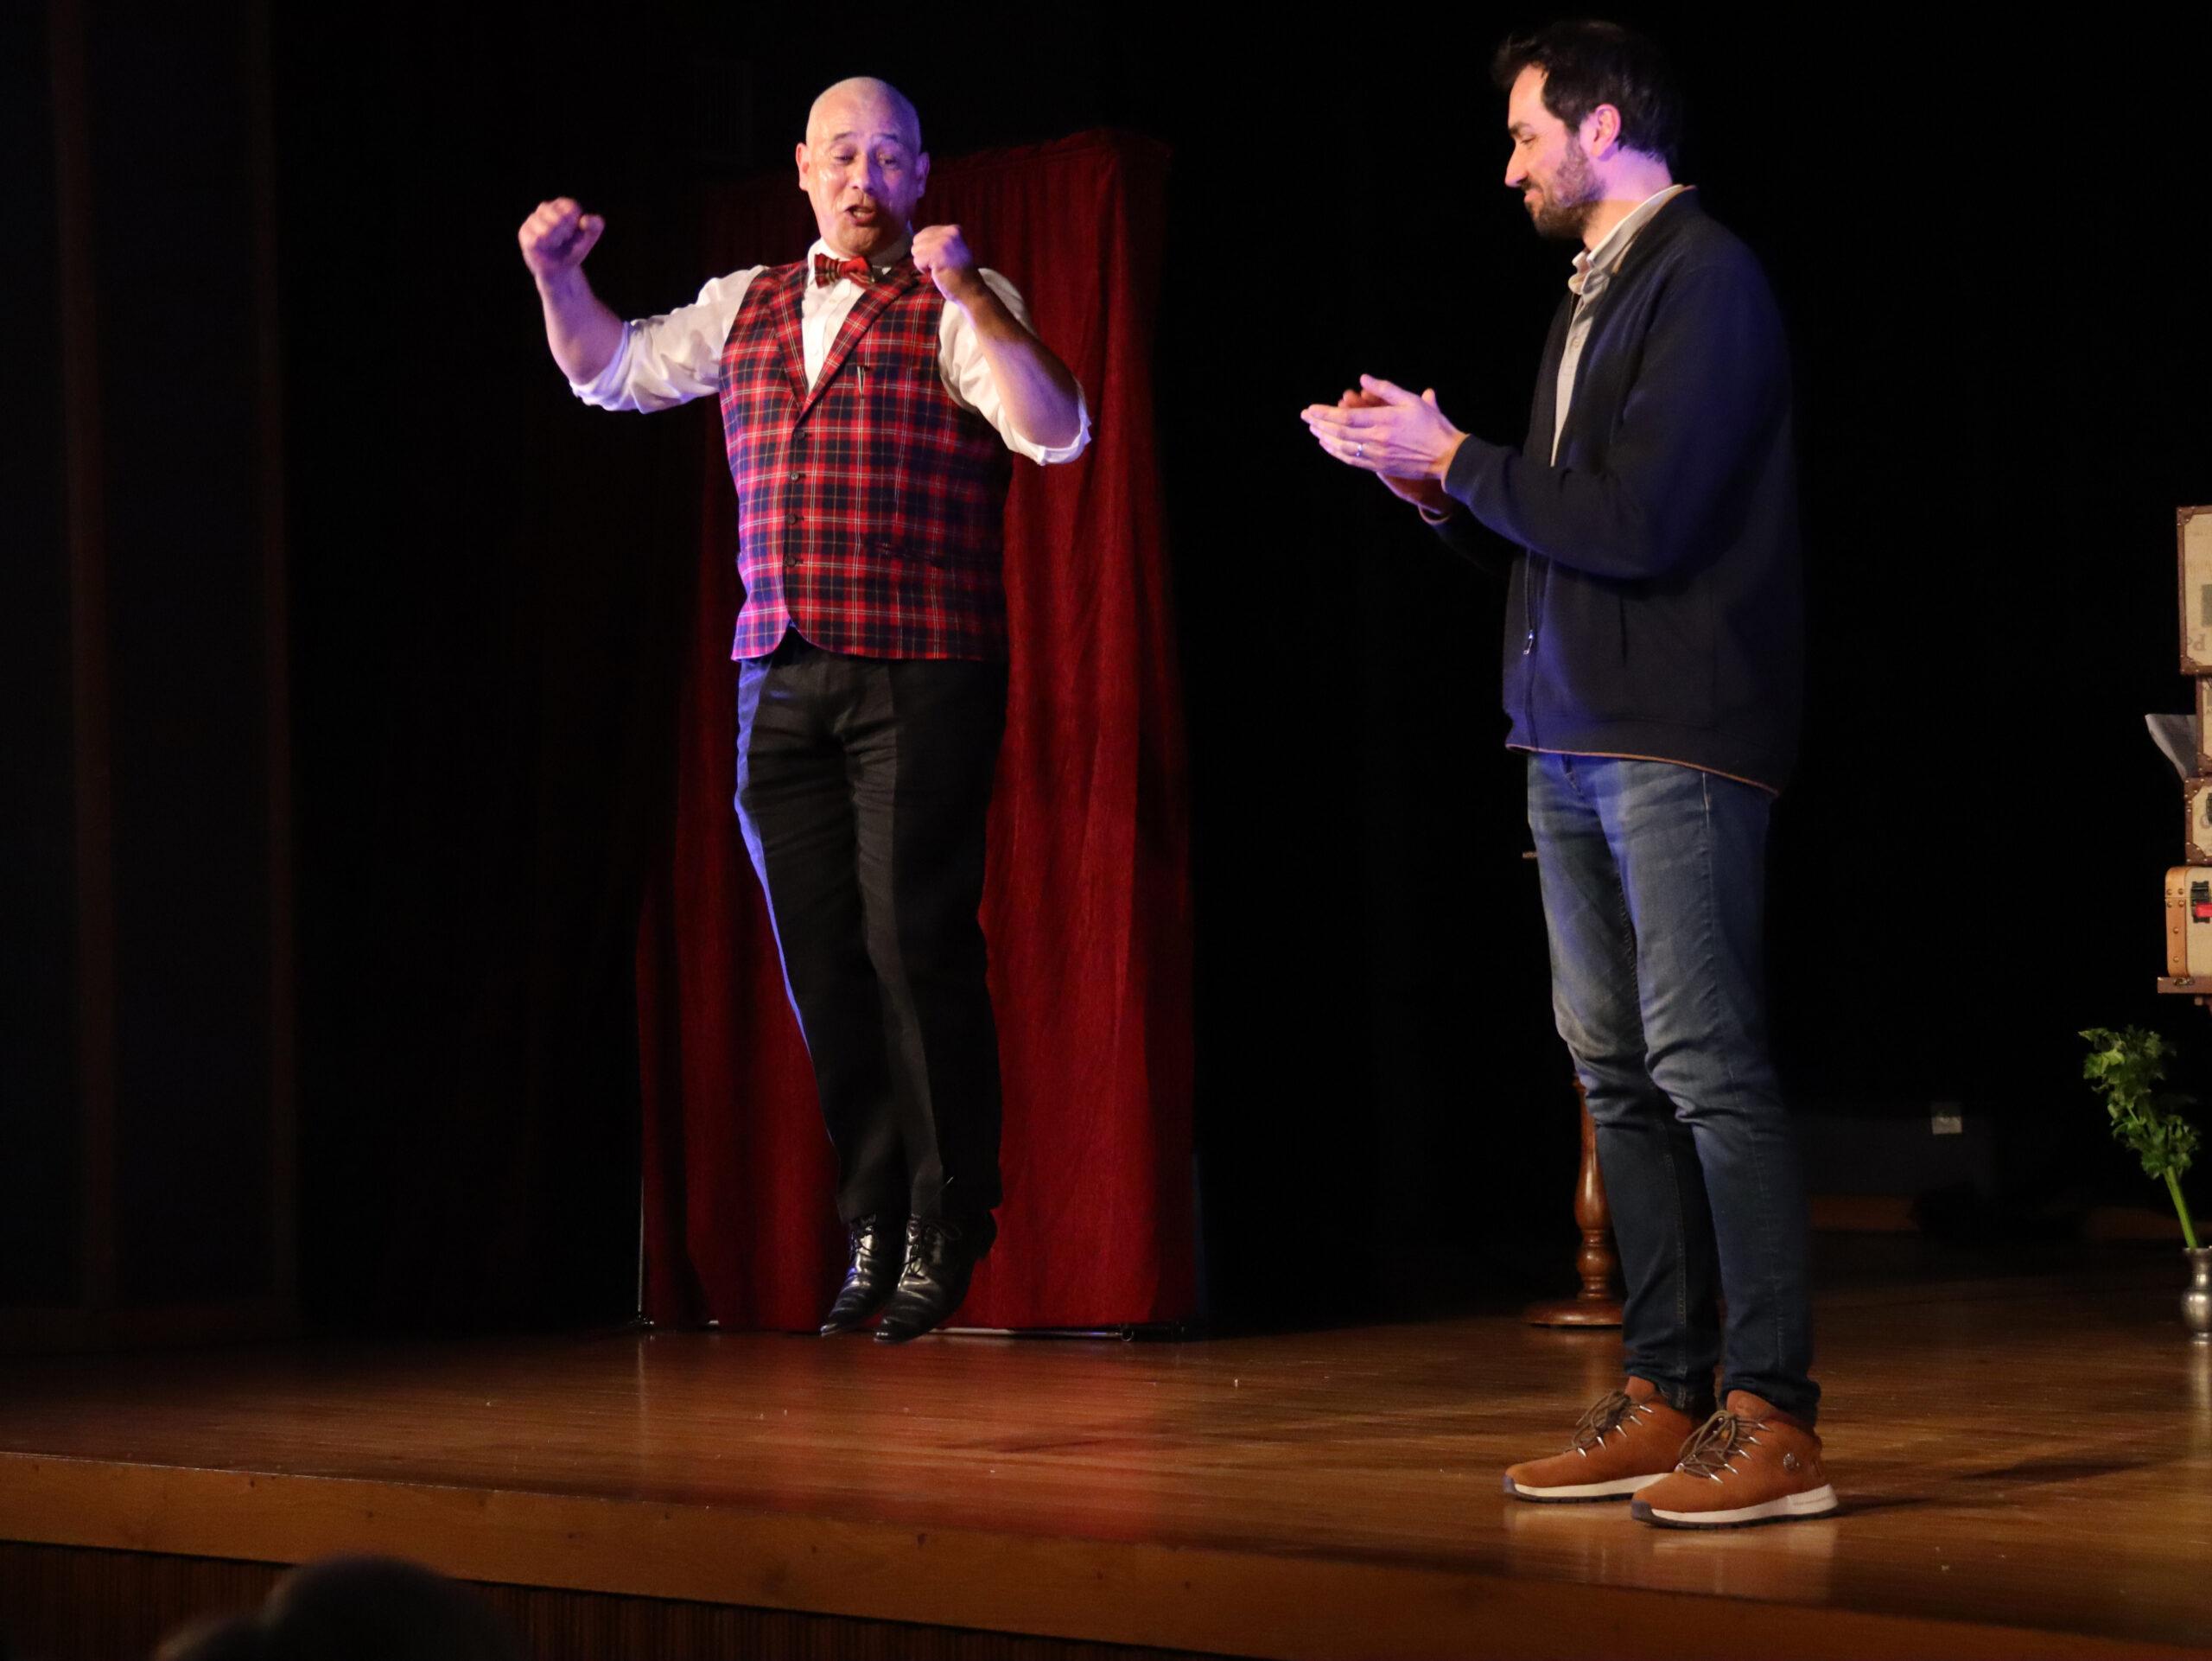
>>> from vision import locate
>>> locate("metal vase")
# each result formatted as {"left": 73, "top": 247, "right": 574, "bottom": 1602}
{"left": 2187, "top": 1248, "right": 2212, "bottom": 1343}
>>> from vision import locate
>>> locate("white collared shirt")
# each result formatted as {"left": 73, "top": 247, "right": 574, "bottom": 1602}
{"left": 569, "top": 238, "right": 1090, "bottom": 466}
{"left": 1552, "top": 184, "right": 1692, "bottom": 461}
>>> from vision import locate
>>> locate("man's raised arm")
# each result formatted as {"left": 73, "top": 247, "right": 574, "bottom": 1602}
{"left": 912, "top": 224, "right": 1084, "bottom": 454}
{"left": 518, "top": 196, "right": 626, "bottom": 385}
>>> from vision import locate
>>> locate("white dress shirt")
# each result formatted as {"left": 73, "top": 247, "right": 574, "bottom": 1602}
{"left": 1552, "top": 184, "right": 1692, "bottom": 461}
{"left": 570, "top": 239, "right": 1090, "bottom": 466}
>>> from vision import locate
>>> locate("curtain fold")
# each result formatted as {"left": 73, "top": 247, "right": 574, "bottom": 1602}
{"left": 636, "top": 130, "right": 1192, "bottom": 1331}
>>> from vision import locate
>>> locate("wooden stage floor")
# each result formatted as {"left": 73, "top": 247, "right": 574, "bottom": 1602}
{"left": 3, "top": 1247, "right": 2210, "bottom": 1660}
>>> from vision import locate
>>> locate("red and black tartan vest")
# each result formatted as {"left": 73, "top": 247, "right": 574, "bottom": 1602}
{"left": 716, "top": 258, "right": 1015, "bottom": 661}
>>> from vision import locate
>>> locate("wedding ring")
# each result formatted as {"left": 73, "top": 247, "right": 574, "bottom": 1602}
{"left": 1354, "top": 442, "right": 1364, "bottom": 458}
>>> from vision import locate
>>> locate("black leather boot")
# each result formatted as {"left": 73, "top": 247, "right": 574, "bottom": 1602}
{"left": 873, "top": 1212, "right": 997, "bottom": 1344}
{"left": 818, "top": 1213, "right": 906, "bottom": 1336}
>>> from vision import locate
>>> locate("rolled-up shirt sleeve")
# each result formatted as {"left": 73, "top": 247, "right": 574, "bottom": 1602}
{"left": 941, "top": 270, "right": 1090, "bottom": 465}
{"left": 569, "top": 267, "right": 763, "bottom": 412}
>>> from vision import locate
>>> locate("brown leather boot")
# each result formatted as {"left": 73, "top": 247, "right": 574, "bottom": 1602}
{"left": 1630, "top": 1391, "right": 1840, "bottom": 1527}
{"left": 1503, "top": 1377, "right": 1701, "bottom": 1502}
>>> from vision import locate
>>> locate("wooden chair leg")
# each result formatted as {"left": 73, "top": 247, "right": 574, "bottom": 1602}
{"left": 1524, "top": 1079, "right": 1624, "bottom": 1327}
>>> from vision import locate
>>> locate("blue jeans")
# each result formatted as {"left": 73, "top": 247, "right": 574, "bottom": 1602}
{"left": 1527, "top": 752, "right": 1818, "bottom": 1422}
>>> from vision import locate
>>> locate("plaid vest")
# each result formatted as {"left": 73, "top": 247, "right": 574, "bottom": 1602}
{"left": 716, "top": 258, "right": 1014, "bottom": 661}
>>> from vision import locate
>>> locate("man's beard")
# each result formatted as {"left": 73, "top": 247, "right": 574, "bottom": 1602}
{"left": 1527, "top": 142, "right": 1599, "bottom": 242}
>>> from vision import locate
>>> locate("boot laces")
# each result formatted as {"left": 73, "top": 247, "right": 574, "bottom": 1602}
{"left": 898, "top": 1219, "right": 957, "bottom": 1285}
{"left": 1676, "top": 1408, "right": 1761, "bottom": 1480}
{"left": 1568, "top": 1390, "right": 1642, "bottom": 1452}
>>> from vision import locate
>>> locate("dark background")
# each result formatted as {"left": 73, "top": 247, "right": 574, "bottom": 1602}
{"left": 9, "top": 2, "right": 2209, "bottom": 1333}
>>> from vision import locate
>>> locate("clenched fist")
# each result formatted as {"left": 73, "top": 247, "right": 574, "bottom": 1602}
{"left": 518, "top": 197, "right": 605, "bottom": 283}
{"left": 910, "top": 223, "right": 983, "bottom": 305}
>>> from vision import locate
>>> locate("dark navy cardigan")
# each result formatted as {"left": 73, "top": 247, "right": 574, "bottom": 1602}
{"left": 1436, "top": 192, "right": 1803, "bottom": 792}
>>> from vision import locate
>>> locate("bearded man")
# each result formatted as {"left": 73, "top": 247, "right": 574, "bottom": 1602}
{"left": 1302, "top": 21, "right": 1834, "bottom": 1527}
{"left": 518, "top": 76, "right": 1088, "bottom": 1342}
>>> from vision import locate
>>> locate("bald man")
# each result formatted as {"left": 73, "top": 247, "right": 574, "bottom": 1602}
{"left": 519, "top": 78, "right": 1090, "bottom": 1342}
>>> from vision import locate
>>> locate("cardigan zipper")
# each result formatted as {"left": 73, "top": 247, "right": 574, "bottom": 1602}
{"left": 1522, "top": 553, "right": 1543, "bottom": 744}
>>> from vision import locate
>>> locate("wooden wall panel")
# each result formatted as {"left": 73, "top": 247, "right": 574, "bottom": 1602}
{"left": 0, "top": 1543, "right": 278, "bottom": 1661}
{"left": 0, "top": 1544, "right": 1226, "bottom": 1661}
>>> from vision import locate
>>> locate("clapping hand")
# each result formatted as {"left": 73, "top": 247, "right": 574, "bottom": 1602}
{"left": 1303, "top": 379, "right": 1461, "bottom": 513}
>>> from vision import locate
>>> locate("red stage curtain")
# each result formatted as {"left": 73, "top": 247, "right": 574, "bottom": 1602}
{"left": 635, "top": 131, "right": 1192, "bottom": 1331}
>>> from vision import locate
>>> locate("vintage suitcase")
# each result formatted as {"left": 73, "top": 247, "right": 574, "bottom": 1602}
{"left": 2167, "top": 866, "right": 2212, "bottom": 978}
{"left": 2189, "top": 777, "right": 2212, "bottom": 864}
{"left": 2179, "top": 506, "right": 2212, "bottom": 672}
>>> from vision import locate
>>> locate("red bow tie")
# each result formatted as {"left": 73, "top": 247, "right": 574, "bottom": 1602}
{"left": 813, "top": 253, "right": 874, "bottom": 288}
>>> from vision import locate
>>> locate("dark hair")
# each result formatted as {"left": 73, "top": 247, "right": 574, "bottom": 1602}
{"left": 261, "top": 1557, "right": 520, "bottom": 1661}
{"left": 155, "top": 1615, "right": 271, "bottom": 1661}
{"left": 1491, "top": 20, "right": 1683, "bottom": 166}
{"left": 157, "top": 1558, "right": 521, "bottom": 1661}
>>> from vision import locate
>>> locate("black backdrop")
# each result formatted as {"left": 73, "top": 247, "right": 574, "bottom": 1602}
{"left": 14, "top": 2, "right": 2212, "bottom": 1330}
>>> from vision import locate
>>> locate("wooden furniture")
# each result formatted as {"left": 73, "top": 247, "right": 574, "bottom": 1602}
{"left": 1523, "top": 1079, "right": 1624, "bottom": 1327}
{"left": 2160, "top": 507, "right": 2212, "bottom": 1002}
{"left": 1513, "top": 850, "right": 1623, "bottom": 1328}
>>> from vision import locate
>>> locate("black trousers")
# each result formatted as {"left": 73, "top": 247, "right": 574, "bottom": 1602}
{"left": 734, "top": 634, "right": 1008, "bottom": 1227}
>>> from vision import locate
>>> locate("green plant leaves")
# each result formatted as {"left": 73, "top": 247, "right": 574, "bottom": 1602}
{"left": 2080, "top": 1027, "right": 2201, "bottom": 1245}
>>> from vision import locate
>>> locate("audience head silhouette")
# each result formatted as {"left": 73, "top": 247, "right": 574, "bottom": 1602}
{"left": 156, "top": 1556, "right": 519, "bottom": 1661}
